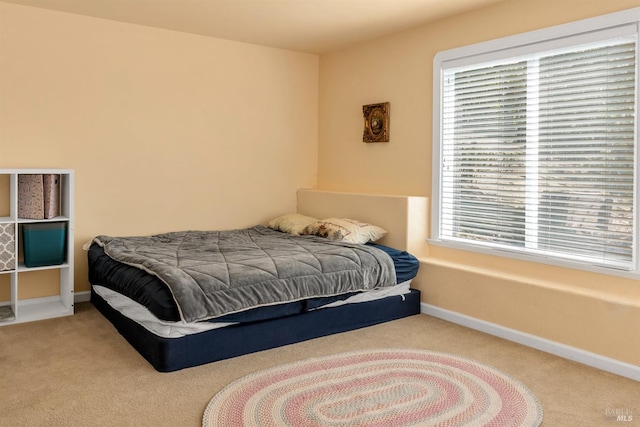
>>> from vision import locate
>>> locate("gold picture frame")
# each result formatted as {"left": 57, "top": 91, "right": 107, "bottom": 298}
{"left": 363, "top": 102, "right": 389, "bottom": 143}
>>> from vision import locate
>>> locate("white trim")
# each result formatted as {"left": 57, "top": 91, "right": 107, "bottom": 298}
{"left": 427, "top": 238, "right": 640, "bottom": 280}
{"left": 0, "top": 168, "right": 74, "bottom": 174}
{"left": 74, "top": 291, "right": 91, "bottom": 303}
{"left": 433, "top": 8, "right": 640, "bottom": 68}
{"left": 421, "top": 303, "right": 640, "bottom": 382}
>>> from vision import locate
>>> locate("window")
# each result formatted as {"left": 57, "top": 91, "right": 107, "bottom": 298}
{"left": 432, "top": 9, "right": 639, "bottom": 276}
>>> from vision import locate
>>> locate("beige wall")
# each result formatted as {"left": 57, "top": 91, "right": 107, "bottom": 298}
{"left": 318, "top": 0, "right": 640, "bottom": 365}
{"left": 1, "top": 0, "right": 638, "bottom": 366}
{"left": 0, "top": 2, "right": 319, "bottom": 296}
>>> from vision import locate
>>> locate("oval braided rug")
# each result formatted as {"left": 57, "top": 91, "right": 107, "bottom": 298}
{"left": 203, "top": 349, "right": 543, "bottom": 427}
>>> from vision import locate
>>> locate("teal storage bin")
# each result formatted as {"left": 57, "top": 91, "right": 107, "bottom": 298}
{"left": 22, "top": 222, "right": 66, "bottom": 267}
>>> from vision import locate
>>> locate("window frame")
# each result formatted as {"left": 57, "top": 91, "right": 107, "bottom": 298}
{"left": 431, "top": 8, "right": 640, "bottom": 278}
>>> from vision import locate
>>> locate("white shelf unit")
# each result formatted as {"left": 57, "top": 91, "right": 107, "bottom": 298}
{"left": 0, "top": 169, "right": 74, "bottom": 325}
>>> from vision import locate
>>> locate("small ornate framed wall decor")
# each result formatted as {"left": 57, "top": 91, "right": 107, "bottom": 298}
{"left": 362, "top": 102, "right": 389, "bottom": 143}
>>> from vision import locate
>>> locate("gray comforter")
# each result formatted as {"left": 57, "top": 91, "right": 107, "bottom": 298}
{"left": 92, "top": 225, "right": 396, "bottom": 322}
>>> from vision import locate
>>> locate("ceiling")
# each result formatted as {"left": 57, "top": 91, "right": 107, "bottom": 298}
{"left": 2, "top": 0, "right": 505, "bottom": 54}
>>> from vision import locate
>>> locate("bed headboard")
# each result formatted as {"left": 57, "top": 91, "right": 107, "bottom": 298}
{"left": 296, "top": 189, "right": 428, "bottom": 256}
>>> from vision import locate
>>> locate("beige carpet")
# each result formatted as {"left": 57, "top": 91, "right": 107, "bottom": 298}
{"left": 0, "top": 302, "right": 638, "bottom": 426}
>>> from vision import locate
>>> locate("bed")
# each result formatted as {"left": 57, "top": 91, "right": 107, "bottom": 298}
{"left": 88, "top": 190, "right": 428, "bottom": 372}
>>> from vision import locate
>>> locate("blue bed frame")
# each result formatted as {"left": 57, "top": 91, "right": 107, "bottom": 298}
{"left": 91, "top": 287, "right": 421, "bottom": 372}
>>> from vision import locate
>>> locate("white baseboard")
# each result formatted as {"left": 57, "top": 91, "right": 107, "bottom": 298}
{"left": 421, "top": 303, "right": 640, "bottom": 382}
{"left": 74, "top": 291, "right": 91, "bottom": 303}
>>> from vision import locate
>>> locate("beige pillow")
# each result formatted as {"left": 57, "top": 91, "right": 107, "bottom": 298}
{"left": 267, "top": 213, "right": 319, "bottom": 236}
{"left": 302, "top": 217, "right": 387, "bottom": 244}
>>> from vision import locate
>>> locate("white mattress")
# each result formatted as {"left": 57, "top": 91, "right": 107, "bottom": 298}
{"left": 93, "top": 281, "right": 412, "bottom": 339}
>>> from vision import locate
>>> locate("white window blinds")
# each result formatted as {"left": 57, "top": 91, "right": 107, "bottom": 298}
{"left": 434, "top": 13, "right": 639, "bottom": 274}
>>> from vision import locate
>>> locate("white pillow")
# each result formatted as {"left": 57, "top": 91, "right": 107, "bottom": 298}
{"left": 302, "top": 217, "right": 387, "bottom": 244}
{"left": 267, "top": 213, "right": 319, "bottom": 236}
